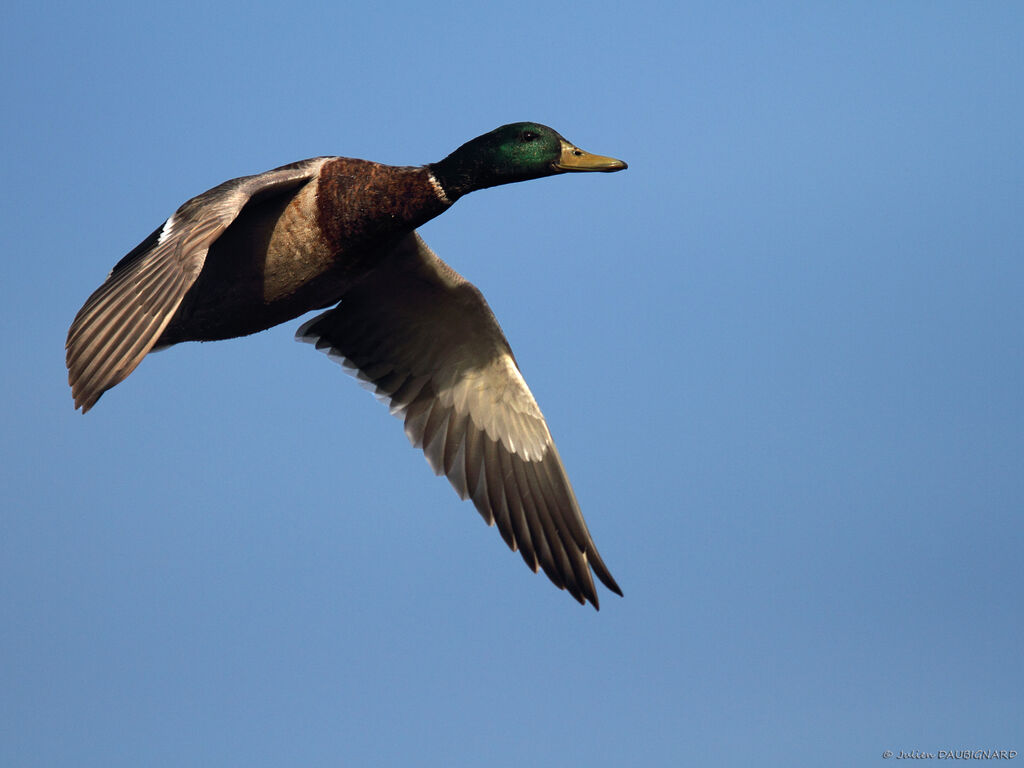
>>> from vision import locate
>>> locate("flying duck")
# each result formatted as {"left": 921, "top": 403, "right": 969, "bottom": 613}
{"left": 66, "top": 122, "right": 626, "bottom": 608}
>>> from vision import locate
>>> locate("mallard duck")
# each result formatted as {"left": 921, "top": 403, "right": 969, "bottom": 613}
{"left": 66, "top": 122, "right": 626, "bottom": 608}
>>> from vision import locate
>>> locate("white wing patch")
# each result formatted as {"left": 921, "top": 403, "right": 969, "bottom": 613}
{"left": 437, "top": 354, "right": 551, "bottom": 461}
{"left": 302, "top": 335, "right": 553, "bottom": 466}
{"left": 156, "top": 212, "right": 177, "bottom": 245}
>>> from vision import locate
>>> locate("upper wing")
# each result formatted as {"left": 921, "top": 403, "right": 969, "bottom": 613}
{"left": 297, "top": 233, "right": 622, "bottom": 608}
{"left": 66, "top": 157, "right": 331, "bottom": 412}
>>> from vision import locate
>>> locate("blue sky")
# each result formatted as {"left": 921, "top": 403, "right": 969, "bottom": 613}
{"left": 2, "top": 2, "right": 1022, "bottom": 766}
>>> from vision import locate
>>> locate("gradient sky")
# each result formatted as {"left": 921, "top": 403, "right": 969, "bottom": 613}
{"left": 3, "top": 2, "right": 1022, "bottom": 766}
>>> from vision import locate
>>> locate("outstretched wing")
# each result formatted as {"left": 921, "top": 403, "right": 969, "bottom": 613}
{"left": 297, "top": 233, "right": 621, "bottom": 608}
{"left": 66, "top": 157, "right": 331, "bottom": 412}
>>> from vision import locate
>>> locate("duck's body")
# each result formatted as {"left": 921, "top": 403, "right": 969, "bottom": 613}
{"left": 67, "top": 123, "right": 626, "bottom": 608}
{"left": 114, "top": 158, "right": 452, "bottom": 347}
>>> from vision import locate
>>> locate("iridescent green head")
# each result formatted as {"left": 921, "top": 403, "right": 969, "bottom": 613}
{"left": 429, "top": 122, "right": 626, "bottom": 201}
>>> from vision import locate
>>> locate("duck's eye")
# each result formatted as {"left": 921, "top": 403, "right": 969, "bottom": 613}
{"left": 521, "top": 131, "right": 539, "bottom": 142}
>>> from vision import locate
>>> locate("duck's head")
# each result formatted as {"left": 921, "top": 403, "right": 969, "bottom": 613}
{"left": 429, "top": 122, "right": 627, "bottom": 202}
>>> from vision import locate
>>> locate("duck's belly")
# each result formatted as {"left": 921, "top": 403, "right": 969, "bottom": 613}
{"left": 157, "top": 182, "right": 371, "bottom": 344}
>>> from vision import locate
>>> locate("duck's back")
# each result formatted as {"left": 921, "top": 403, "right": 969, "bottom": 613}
{"left": 157, "top": 158, "right": 452, "bottom": 345}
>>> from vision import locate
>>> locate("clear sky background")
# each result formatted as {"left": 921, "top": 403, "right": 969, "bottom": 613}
{"left": 2, "top": 2, "right": 1022, "bottom": 766}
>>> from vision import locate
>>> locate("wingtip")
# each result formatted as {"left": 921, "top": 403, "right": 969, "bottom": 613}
{"left": 601, "top": 572, "right": 624, "bottom": 599}
{"left": 68, "top": 373, "right": 99, "bottom": 413}
{"left": 583, "top": 578, "right": 623, "bottom": 610}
